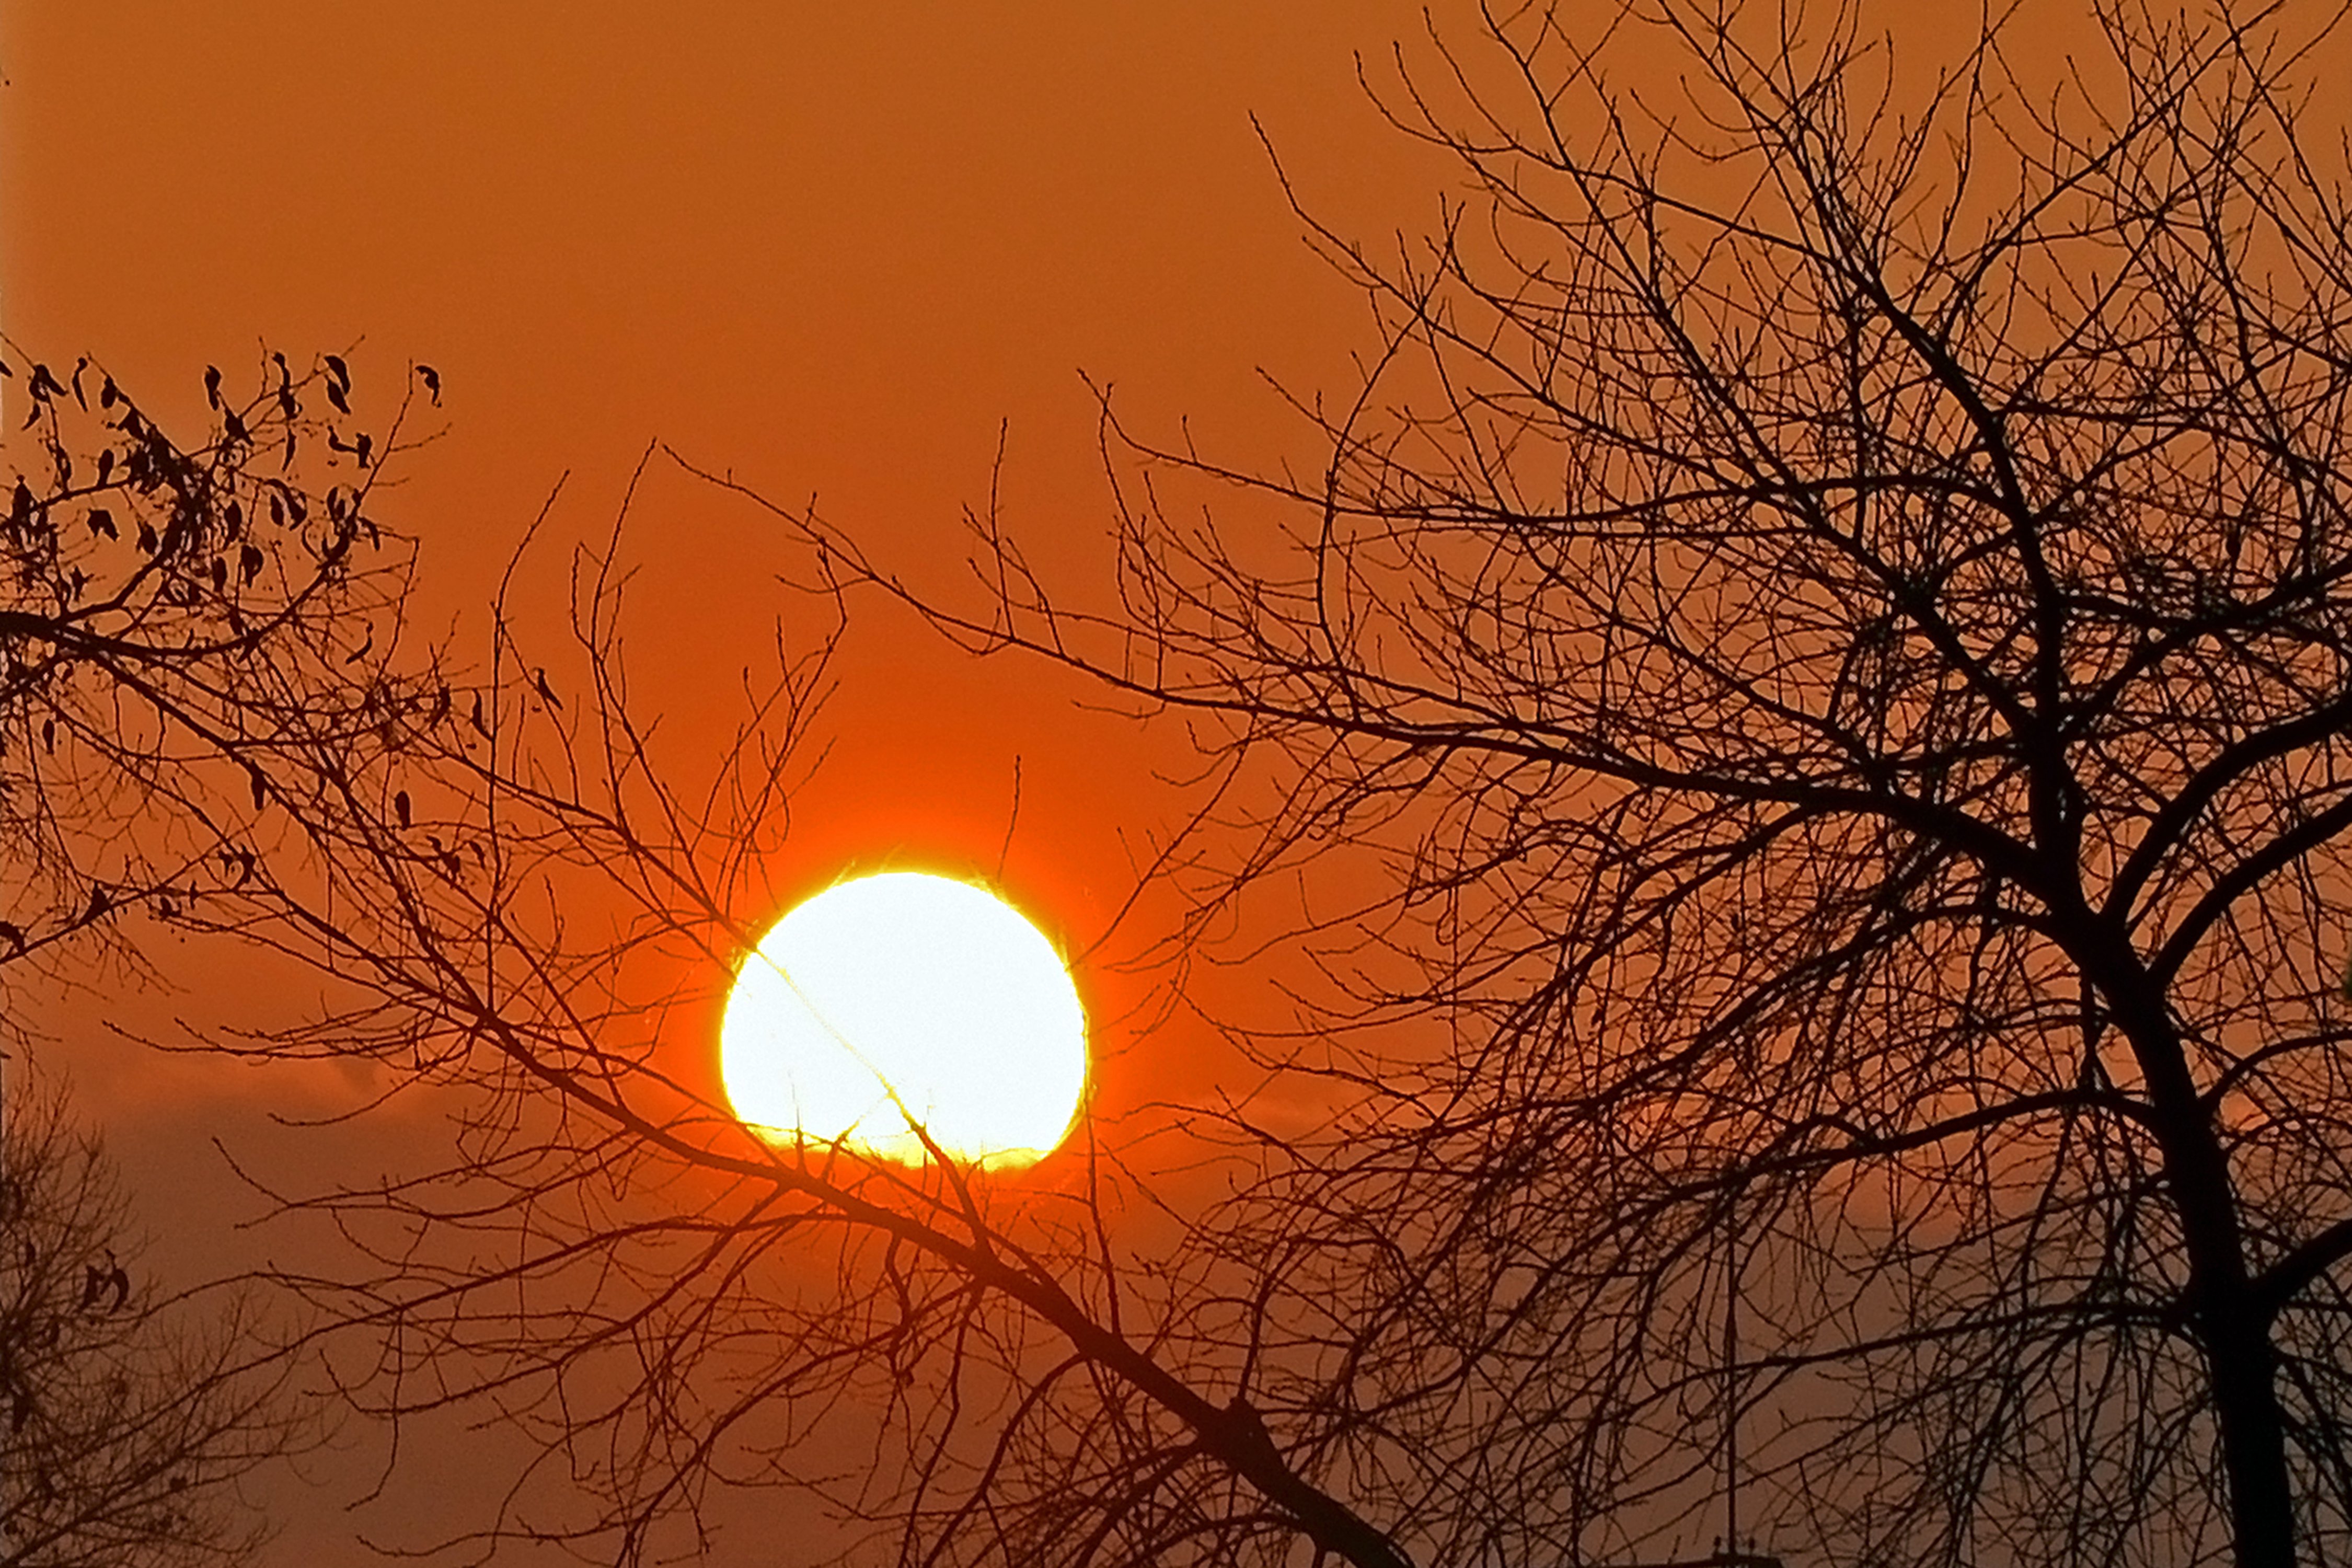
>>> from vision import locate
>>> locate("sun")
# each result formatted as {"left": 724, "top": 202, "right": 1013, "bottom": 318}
{"left": 719, "top": 871, "right": 1089, "bottom": 1169}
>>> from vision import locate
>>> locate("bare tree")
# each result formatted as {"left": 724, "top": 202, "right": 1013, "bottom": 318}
{"left": 161, "top": 454, "right": 1427, "bottom": 1568}
{"left": 790, "top": 2, "right": 2352, "bottom": 1564}
{"left": 111, "top": 4, "right": 2352, "bottom": 1568}
{"left": 0, "top": 1067, "right": 302, "bottom": 1568}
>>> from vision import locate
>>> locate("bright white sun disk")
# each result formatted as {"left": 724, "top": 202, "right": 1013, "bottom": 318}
{"left": 720, "top": 872, "right": 1088, "bottom": 1168}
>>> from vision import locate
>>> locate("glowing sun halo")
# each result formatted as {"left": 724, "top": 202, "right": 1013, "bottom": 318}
{"left": 720, "top": 872, "right": 1089, "bottom": 1168}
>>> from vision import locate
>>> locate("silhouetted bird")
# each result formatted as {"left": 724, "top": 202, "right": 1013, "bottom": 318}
{"left": 0, "top": 921, "right": 24, "bottom": 956}
{"left": 96, "top": 448, "right": 114, "bottom": 486}
{"left": 394, "top": 790, "right": 412, "bottom": 829}
{"left": 136, "top": 520, "right": 158, "bottom": 555}
{"left": 248, "top": 764, "right": 267, "bottom": 809}
{"left": 416, "top": 364, "right": 441, "bottom": 405}
{"left": 87, "top": 508, "right": 117, "bottom": 540}
{"left": 240, "top": 544, "right": 264, "bottom": 585}
{"left": 203, "top": 364, "right": 223, "bottom": 410}
{"left": 103, "top": 1263, "right": 130, "bottom": 1311}
{"left": 224, "top": 408, "right": 248, "bottom": 444}
{"left": 70, "top": 357, "right": 89, "bottom": 410}
{"left": 324, "top": 353, "right": 351, "bottom": 393}
{"left": 533, "top": 669, "right": 562, "bottom": 709}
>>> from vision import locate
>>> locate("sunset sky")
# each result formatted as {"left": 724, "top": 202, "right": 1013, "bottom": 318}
{"left": 19, "top": 5, "right": 2345, "bottom": 1566}
{"left": 1, "top": 4, "right": 1451, "bottom": 1557}
{"left": 0, "top": 20, "right": 1439, "bottom": 1127}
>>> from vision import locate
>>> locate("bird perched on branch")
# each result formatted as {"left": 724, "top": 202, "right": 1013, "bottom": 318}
{"left": 78, "top": 1255, "right": 133, "bottom": 1314}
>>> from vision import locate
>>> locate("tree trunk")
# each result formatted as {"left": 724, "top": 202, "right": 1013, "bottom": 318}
{"left": 2084, "top": 922, "right": 2297, "bottom": 1568}
{"left": 2203, "top": 1313, "right": 2297, "bottom": 1568}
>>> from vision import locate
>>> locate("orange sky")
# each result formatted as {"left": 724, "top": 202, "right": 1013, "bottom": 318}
{"left": 3, "top": 4, "right": 1448, "bottom": 1558}
{"left": 8, "top": 2, "right": 2251, "bottom": 1559}
{"left": 2, "top": 4, "right": 1460, "bottom": 1113}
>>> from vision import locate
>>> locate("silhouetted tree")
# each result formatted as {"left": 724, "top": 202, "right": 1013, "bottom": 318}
{"left": 0, "top": 1068, "right": 300, "bottom": 1568}
{"left": 0, "top": 347, "right": 446, "bottom": 1558}
{"left": 775, "top": 2, "right": 2352, "bottom": 1564}
{"left": 131, "top": 4, "right": 2352, "bottom": 1568}
{"left": 0, "top": 340, "right": 441, "bottom": 1028}
{"left": 182, "top": 454, "right": 1419, "bottom": 1568}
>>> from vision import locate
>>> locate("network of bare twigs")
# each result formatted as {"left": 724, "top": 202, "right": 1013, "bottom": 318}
{"left": 15, "top": 5, "right": 2352, "bottom": 1568}
{"left": 0, "top": 1073, "right": 303, "bottom": 1568}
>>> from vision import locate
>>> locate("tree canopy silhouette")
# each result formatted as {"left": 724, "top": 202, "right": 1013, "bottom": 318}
{"left": 0, "top": 341, "right": 441, "bottom": 1028}
{"left": 0, "top": 1068, "right": 300, "bottom": 1568}
{"left": 767, "top": 2, "right": 2352, "bottom": 1562}
{"left": 0, "top": 343, "right": 446, "bottom": 1558}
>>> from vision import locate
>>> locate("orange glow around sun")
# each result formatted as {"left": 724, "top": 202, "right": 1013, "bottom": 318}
{"left": 719, "top": 871, "right": 1089, "bottom": 1168}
